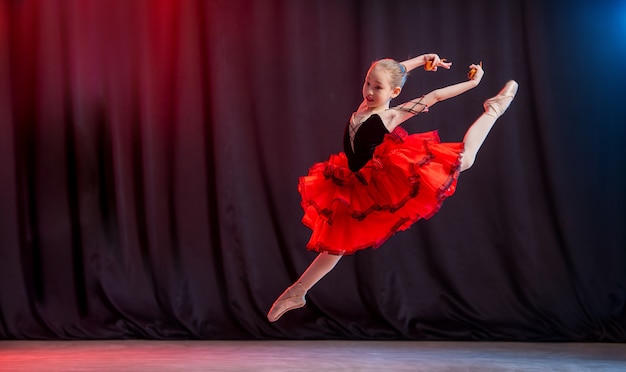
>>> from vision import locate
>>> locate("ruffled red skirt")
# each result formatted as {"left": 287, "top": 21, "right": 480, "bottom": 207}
{"left": 298, "top": 127, "right": 464, "bottom": 255}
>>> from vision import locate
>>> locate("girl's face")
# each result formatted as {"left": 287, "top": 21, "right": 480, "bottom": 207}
{"left": 362, "top": 67, "right": 401, "bottom": 110}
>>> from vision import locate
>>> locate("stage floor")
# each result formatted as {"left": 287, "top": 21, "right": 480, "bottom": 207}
{"left": 0, "top": 340, "right": 625, "bottom": 371}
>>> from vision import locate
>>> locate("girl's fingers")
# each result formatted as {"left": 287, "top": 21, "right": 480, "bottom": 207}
{"left": 468, "top": 63, "right": 483, "bottom": 79}
{"left": 424, "top": 59, "right": 435, "bottom": 71}
{"left": 425, "top": 57, "right": 452, "bottom": 71}
{"left": 431, "top": 57, "right": 440, "bottom": 71}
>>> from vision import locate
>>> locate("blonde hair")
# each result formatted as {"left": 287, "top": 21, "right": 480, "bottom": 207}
{"left": 370, "top": 58, "right": 408, "bottom": 88}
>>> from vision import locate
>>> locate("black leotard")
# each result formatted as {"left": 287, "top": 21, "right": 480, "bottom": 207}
{"left": 343, "top": 114, "right": 389, "bottom": 172}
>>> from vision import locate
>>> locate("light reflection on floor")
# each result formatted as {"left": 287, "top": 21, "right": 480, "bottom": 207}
{"left": 1, "top": 340, "right": 625, "bottom": 371}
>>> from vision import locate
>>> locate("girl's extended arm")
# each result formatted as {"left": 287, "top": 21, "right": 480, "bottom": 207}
{"left": 384, "top": 63, "right": 484, "bottom": 132}
{"left": 400, "top": 53, "right": 452, "bottom": 72}
{"left": 420, "top": 66, "right": 482, "bottom": 107}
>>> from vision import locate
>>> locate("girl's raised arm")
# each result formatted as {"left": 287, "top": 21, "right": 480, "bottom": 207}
{"left": 400, "top": 53, "right": 452, "bottom": 72}
{"left": 384, "top": 63, "right": 484, "bottom": 132}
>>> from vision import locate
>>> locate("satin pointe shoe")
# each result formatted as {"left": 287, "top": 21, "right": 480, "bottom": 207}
{"left": 483, "top": 80, "right": 519, "bottom": 118}
{"left": 267, "top": 283, "right": 307, "bottom": 322}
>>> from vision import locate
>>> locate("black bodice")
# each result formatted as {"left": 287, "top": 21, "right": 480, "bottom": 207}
{"left": 343, "top": 114, "right": 389, "bottom": 172}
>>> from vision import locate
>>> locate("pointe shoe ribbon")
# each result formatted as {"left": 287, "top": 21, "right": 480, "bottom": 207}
{"left": 267, "top": 283, "right": 307, "bottom": 322}
{"left": 484, "top": 80, "right": 518, "bottom": 118}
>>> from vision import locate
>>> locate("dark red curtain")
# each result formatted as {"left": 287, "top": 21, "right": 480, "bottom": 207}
{"left": 1, "top": 0, "right": 625, "bottom": 340}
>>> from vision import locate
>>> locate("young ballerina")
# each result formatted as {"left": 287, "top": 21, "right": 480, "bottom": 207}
{"left": 267, "top": 53, "right": 518, "bottom": 322}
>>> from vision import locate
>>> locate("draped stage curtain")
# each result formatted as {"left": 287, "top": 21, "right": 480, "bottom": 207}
{"left": 1, "top": 0, "right": 625, "bottom": 340}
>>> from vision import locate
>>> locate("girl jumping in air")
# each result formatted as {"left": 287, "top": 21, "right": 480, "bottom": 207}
{"left": 267, "top": 52, "right": 518, "bottom": 322}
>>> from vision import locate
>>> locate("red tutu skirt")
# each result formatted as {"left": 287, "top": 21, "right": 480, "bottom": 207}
{"left": 298, "top": 127, "right": 464, "bottom": 255}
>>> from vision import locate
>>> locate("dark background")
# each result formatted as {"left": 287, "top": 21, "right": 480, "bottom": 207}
{"left": 1, "top": 0, "right": 625, "bottom": 340}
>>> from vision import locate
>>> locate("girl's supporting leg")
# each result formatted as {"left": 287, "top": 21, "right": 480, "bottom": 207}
{"left": 460, "top": 80, "right": 518, "bottom": 171}
{"left": 267, "top": 251, "right": 342, "bottom": 322}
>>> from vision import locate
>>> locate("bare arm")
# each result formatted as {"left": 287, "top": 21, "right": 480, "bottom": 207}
{"left": 421, "top": 65, "right": 483, "bottom": 108}
{"left": 383, "top": 63, "right": 484, "bottom": 131}
{"left": 400, "top": 53, "right": 452, "bottom": 72}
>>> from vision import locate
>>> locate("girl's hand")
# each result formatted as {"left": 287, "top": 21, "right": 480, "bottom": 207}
{"left": 468, "top": 62, "right": 484, "bottom": 85}
{"left": 423, "top": 54, "right": 452, "bottom": 71}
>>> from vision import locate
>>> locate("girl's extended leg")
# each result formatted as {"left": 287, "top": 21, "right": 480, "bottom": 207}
{"left": 267, "top": 251, "right": 342, "bottom": 322}
{"left": 460, "top": 80, "right": 518, "bottom": 171}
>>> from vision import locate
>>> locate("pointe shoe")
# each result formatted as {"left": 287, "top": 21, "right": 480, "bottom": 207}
{"left": 483, "top": 80, "right": 518, "bottom": 118}
{"left": 267, "top": 283, "right": 307, "bottom": 322}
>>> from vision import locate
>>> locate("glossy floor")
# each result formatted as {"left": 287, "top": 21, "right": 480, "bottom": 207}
{"left": 1, "top": 340, "right": 625, "bottom": 371}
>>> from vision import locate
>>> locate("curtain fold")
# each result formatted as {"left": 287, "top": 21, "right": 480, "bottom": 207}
{"left": 0, "top": 0, "right": 625, "bottom": 340}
